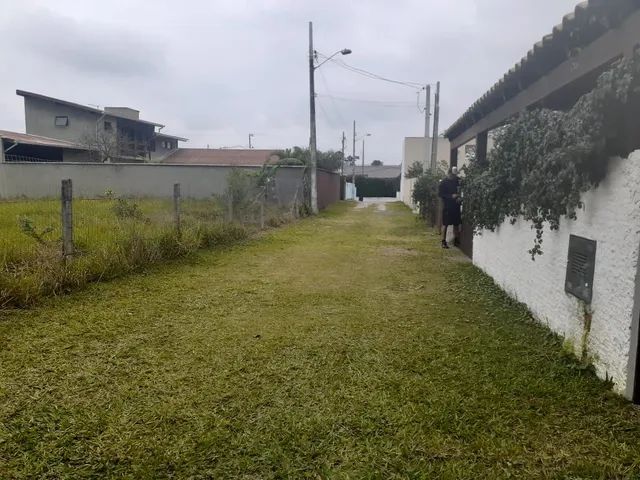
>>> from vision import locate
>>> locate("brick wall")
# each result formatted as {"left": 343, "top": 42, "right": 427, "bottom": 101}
{"left": 317, "top": 169, "right": 340, "bottom": 210}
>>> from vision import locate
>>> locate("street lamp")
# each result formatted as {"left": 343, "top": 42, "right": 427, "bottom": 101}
{"left": 309, "top": 21, "right": 351, "bottom": 214}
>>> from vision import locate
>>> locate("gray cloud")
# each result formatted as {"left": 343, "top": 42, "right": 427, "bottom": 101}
{"left": 3, "top": 9, "right": 166, "bottom": 77}
{"left": 0, "top": 0, "right": 581, "bottom": 163}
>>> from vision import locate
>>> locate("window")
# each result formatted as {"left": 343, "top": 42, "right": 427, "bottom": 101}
{"left": 104, "top": 121, "right": 113, "bottom": 131}
{"left": 54, "top": 116, "right": 69, "bottom": 127}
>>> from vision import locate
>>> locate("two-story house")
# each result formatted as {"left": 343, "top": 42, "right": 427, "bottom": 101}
{"left": 16, "top": 90, "right": 187, "bottom": 162}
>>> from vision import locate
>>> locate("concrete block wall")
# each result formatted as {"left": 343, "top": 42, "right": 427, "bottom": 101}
{"left": 473, "top": 151, "right": 640, "bottom": 395}
{"left": 0, "top": 163, "right": 305, "bottom": 207}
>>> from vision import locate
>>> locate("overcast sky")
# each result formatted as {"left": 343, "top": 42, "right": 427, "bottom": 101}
{"left": 0, "top": 0, "right": 579, "bottom": 164}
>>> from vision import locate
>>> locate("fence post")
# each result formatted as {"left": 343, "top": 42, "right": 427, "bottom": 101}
{"left": 260, "top": 191, "right": 265, "bottom": 229}
{"left": 173, "top": 183, "right": 181, "bottom": 237}
{"left": 61, "top": 179, "right": 74, "bottom": 258}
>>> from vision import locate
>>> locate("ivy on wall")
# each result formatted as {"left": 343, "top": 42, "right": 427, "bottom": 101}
{"left": 463, "top": 55, "right": 640, "bottom": 259}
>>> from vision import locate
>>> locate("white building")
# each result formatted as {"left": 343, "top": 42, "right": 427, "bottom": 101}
{"left": 399, "top": 137, "right": 450, "bottom": 209}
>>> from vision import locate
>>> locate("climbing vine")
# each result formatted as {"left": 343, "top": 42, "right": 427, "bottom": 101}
{"left": 463, "top": 54, "right": 640, "bottom": 259}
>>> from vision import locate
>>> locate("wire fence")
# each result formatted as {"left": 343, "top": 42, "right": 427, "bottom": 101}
{"left": 0, "top": 176, "right": 299, "bottom": 308}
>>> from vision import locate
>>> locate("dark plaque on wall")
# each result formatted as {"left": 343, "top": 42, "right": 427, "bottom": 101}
{"left": 565, "top": 235, "right": 597, "bottom": 303}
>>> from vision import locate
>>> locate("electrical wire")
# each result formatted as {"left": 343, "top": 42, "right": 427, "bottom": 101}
{"left": 317, "top": 68, "right": 347, "bottom": 124}
{"left": 316, "top": 52, "right": 426, "bottom": 90}
{"left": 316, "top": 94, "right": 416, "bottom": 107}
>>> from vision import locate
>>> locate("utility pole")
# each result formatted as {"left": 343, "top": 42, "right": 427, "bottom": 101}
{"left": 352, "top": 120, "right": 357, "bottom": 183}
{"left": 430, "top": 81, "right": 440, "bottom": 172}
{"left": 424, "top": 85, "right": 431, "bottom": 139}
{"left": 308, "top": 21, "right": 319, "bottom": 214}
{"left": 340, "top": 131, "right": 346, "bottom": 176}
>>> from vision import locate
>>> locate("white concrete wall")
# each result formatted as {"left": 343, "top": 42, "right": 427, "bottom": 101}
{"left": 0, "top": 163, "right": 304, "bottom": 204}
{"left": 473, "top": 151, "right": 640, "bottom": 395}
{"left": 400, "top": 137, "right": 450, "bottom": 209}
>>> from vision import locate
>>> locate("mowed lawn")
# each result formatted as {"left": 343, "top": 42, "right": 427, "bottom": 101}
{"left": 1, "top": 202, "right": 639, "bottom": 478}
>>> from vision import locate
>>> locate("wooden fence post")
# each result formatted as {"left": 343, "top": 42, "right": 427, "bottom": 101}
{"left": 173, "top": 183, "right": 181, "bottom": 237}
{"left": 61, "top": 179, "right": 74, "bottom": 258}
{"left": 260, "top": 192, "right": 265, "bottom": 229}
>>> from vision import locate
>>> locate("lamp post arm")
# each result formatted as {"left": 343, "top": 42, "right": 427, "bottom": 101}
{"left": 314, "top": 49, "right": 348, "bottom": 70}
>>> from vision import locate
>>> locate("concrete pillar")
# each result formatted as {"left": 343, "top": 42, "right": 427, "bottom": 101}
{"left": 450, "top": 147, "right": 458, "bottom": 168}
{"left": 0, "top": 138, "right": 5, "bottom": 163}
{"left": 476, "top": 130, "right": 488, "bottom": 165}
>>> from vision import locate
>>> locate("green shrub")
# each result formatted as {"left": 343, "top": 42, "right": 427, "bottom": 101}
{"left": 411, "top": 169, "right": 445, "bottom": 224}
{"left": 112, "top": 198, "right": 145, "bottom": 220}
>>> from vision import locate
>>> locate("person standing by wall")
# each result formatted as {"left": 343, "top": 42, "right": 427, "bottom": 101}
{"left": 438, "top": 167, "right": 461, "bottom": 249}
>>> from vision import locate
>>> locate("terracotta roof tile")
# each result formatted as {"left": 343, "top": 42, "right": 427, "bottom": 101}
{"left": 0, "top": 130, "right": 87, "bottom": 150}
{"left": 161, "top": 149, "right": 280, "bottom": 166}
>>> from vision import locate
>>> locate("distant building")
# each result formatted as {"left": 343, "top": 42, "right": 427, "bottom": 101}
{"left": 0, "top": 130, "right": 88, "bottom": 163}
{"left": 400, "top": 136, "right": 451, "bottom": 209}
{"left": 161, "top": 149, "right": 280, "bottom": 166}
{"left": 15, "top": 90, "right": 187, "bottom": 162}
{"left": 352, "top": 165, "right": 401, "bottom": 179}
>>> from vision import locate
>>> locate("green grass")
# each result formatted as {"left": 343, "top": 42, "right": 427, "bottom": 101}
{"left": 1, "top": 201, "right": 639, "bottom": 478}
{"left": 0, "top": 197, "right": 289, "bottom": 308}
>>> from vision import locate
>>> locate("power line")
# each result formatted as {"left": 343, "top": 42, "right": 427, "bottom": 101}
{"left": 317, "top": 52, "right": 426, "bottom": 89}
{"left": 317, "top": 67, "right": 347, "bottom": 124}
{"left": 316, "top": 94, "right": 416, "bottom": 107}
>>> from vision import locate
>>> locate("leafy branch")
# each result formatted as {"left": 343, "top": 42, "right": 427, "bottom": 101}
{"left": 462, "top": 54, "right": 640, "bottom": 259}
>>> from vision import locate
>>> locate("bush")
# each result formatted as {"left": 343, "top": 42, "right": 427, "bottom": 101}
{"left": 411, "top": 169, "right": 445, "bottom": 224}
{"left": 112, "top": 198, "right": 145, "bottom": 220}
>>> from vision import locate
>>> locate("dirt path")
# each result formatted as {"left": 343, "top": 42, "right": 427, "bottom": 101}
{"left": 1, "top": 202, "right": 639, "bottom": 478}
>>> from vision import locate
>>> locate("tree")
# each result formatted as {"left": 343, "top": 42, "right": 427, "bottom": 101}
{"left": 80, "top": 129, "right": 136, "bottom": 163}
{"left": 273, "top": 147, "right": 344, "bottom": 172}
{"left": 405, "top": 161, "right": 424, "bottom": 179}
{"left": 371, "top": 160, "right": 384, "bottom": 166}
{"left": 318, "top": 150, "right": 344, "bottom": 172}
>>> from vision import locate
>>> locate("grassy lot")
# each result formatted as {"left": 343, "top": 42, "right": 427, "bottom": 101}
{"left": 1, "top": 201, "right": 639, "bottom": 478}
{"left": 0, "top": 197, "right": 282, "bottom": 307}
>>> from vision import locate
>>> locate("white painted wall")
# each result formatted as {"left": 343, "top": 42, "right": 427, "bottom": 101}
{"left": 473, "top": 151, "right": 640, "bottom": 395}
{"left": 400, "top": 137, "right": 451, "bottom": 209}
{"left": 0, "top": 163, "right": 304, "bottom": 205}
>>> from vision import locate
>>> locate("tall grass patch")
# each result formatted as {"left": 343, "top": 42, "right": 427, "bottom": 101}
{"left": 0, "top": 196, "right": 289, "bottom": 308}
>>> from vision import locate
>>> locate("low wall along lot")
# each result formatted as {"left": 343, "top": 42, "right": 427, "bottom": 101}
{"left": 0, "top": 162, "right": 305, "bottom": 203}
{"left": 472, "top": 151, "right": 640, "bottom": 397}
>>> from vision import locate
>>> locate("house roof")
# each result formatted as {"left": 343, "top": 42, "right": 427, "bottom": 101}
{"left": 356, "top": 165, "right": 402, "bottom": 179}
{"left": 16, "top": 90, "right": 164, "bottom": 128}
{"left": 445, "top": 0, "right": 640, "bottom": 140}
{"left": 161, "top": 149, "right": 279, "bottom": 166}
{"left": 156, "top": 132, "right": 189, "bottom": 142}
{"left": 0, "top": 129, "right": 87, "bottom": 150}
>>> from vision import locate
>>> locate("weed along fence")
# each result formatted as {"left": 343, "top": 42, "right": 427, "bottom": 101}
{"left": 0, "top": 167, "right": 306, "bottom": 308}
